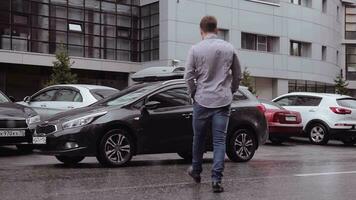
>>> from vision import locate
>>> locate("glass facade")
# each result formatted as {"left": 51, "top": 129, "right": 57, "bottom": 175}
{"left": 288, "top": 80, "right": 335, "bottom": 93}
{"left": 346, "top": 6, "right": 356, "bottom": 40}
{"left": 0, "top": 0, "right": 159, "bottom": 62}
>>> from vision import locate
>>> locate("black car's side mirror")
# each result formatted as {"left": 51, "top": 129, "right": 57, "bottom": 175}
{"left": 23, "top": 96, "right": 31, "bottom": 103}
{"left": 145, "top": 101, "right": 161, "bottom": 110}
{"left": 9, "top": 96, "right": 16, "bottom": 102}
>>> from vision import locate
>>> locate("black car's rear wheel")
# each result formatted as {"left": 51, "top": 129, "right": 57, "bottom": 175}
{"left": 177, "top": 151, "right": 192, "bottom": 162}
{"left": 97, "top": 129, "right": 133, "bottom": 167}
{"left": 227, "top": 128, "right": 256, "bottom": 162}
{"left": 55, "top": 156, "right": 85, "bottom": 165}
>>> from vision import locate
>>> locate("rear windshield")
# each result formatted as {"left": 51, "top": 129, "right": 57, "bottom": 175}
{"left": 259, "top": 99, "right": 285, "bottom": 110}
{"left": 90, "top": 89, "right": 118, "bottom": 100}
{"left": 337, "top": 98, "right": 356, "bottom": 109}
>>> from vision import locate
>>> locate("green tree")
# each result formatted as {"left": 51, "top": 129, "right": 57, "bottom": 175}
{"left": 241, "top": 67, "right": 256, "bottom": 94}
{"left": 334, "top": 74, "right": 349, "bottom": 95}
{"left": 47, "top": 45, "right": 77, "bottom": 86}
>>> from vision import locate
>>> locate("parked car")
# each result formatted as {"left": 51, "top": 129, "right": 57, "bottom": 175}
{"left": 33, "top": 80, "right": 268, "bottom": 166}
{"left": 18, "top": 84, "right": 118, "bottom": 120}
{"left": 259, "top": 99, "right": 302, "bottom": 145}
{"left": 0, "top": 90, "right": 40, "bottom": 151}
{"left": 273, "top": 92, "right": 356, "bottom": 145}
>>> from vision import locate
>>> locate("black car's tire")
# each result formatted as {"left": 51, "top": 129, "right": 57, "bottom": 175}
{"left": 269, "top": 137, "right": 285, "bottom": 145}
{"left": 342, "top": 138, "right": 356, "bottom": 146}
{"left": 308, "top": 123, "right": 329, "bottom": 145}
{"left": 177, "top": 151, "right": 192, "bottom": 162}
{"left": 96, "top": 129, "right": 133, "bottom": 167}
{"left": 227, "top": 128, "right": 257, "bottom": 162}
{"left": 55, "top": 156, "right": 85, "bottom": 165}
{"left": 16, "top": 145, "right": 33, "bottom": 153}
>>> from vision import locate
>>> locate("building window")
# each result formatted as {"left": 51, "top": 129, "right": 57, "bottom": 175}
{"left": 241, "top": 32, "right": 279, "bottom": 53}
{"left": 322, "top": 46, "right": 327, "bottom": 61}
{"left": 291, "top": 0, "right": 311, "bottom": 7}
{"left": 288, "top": 80, "right": 335, "bottom": 93}
{"left": 346, "top": 6, "right": 356, "bottom": 39}
{"left": 322, "top": 0, "right": 327, "bottom": 13}
{"left": 290, "top": 40, "right": 311, "bottom": 57}
{"left": 217, "top": 29, "right": 229, "bottom": 41}
{"left": 290, "top": 41, "right": 301, "bottom": 56}
{"left": 140, "top": 2, "right": 159, "bottom": 62}
{"left": 68, "top": 23, "right": 82, "bottom": 32}
{"left": 0, "top": 0, "right": 156, "bottom": 62}
{"left": 291, "top": 0, "right": 300, "bottom": 5}
{"left": 346, "top": 45, "right": 356, "bottom": 80}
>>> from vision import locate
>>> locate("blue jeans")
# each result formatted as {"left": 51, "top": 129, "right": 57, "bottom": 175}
{"left": 192, "top": 102, "right": 230, "bottom": 182}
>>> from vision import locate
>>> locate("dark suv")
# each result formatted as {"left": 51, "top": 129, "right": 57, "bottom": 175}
{"left": 34, "top": 79, "right": 268, "bottom": 166}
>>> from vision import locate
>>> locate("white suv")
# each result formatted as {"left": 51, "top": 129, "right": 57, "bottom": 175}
{"left": 273, "top": 92, "right": 356, "bottom": 145}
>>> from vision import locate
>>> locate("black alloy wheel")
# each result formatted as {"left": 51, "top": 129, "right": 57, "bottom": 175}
{"left": 97, "top": 129, "right": 133, "bottom": 167}
{"left": 227, "top": 128, "right": 256, "bottom": 162}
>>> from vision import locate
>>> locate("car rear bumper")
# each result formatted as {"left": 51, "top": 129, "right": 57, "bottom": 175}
{"left": 329, "top": 128, "right": 356, "bottom": 139}
{"left": 269, "top": 123, "right": 303, "bottom": 137}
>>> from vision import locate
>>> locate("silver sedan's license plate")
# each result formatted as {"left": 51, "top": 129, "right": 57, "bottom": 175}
{"left": 33, "top": 137, "right": 46, "bottom": 144}
{"left": 0, "top": 130, "right": 25, "bottom": 137}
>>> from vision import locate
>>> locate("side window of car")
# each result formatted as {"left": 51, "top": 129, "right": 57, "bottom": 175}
{"left": 54, "top": 89, "right": 82, "bottom": 102}
{"left": 32, "top": 89, "right": 57, "bottom": 102}
{"left": 147, "top": 87, "right": 191, "bottom": 109}
{"left": 295, "top": 96, "right": 322, "bottom": 106}
{"left": 275, "top": 96, "right": 297, "bottom": 106}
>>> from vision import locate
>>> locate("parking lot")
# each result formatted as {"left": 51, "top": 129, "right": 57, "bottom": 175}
{"left": 1, "top": 139, "right": 356, "bottom": 200}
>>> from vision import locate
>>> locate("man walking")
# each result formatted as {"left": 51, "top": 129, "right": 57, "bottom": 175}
{"left": 184, "top": 16, "right": 241, "bottom": 193}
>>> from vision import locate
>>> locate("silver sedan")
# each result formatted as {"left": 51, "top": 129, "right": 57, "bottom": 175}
{"left": 17, "top": 84, "right": 118, "bottom": 120}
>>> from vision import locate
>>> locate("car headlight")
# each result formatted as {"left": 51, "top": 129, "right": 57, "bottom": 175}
{"left": 62, "top": 111, "right": 107, "bottom": 130}
{"left": 26, "top": 115, "right": 41, "bottom": 125}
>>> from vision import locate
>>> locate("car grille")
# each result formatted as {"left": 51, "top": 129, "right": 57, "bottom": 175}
{"left": 0, "top": 120, "right": 27, "bottom": 128}
{"left": 36, "top": 124, "right": 57, "bottom": 135}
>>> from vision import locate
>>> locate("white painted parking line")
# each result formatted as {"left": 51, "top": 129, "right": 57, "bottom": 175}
{"left": 295, "top": 171, "right": 356, "bottom": 177}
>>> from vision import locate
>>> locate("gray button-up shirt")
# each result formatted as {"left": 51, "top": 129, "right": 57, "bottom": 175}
{"left": 184, "top": 34, "right": 242, "bottom": 108}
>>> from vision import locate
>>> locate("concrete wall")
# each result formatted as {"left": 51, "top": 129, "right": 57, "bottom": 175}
{"left": 160, "top": 0, "right": 343, "bottom": 90}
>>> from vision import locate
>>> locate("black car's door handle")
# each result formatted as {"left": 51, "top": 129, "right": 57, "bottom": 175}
{"left": 182, "top": 113, "right": 193, "bottom": 119}
{"left": 231, "top": 109, "right": 237, "bottom": 112}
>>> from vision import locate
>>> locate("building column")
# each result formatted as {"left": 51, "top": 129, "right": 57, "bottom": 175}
{"left": 272, "top": 79, "right": 289, "bottom": 99}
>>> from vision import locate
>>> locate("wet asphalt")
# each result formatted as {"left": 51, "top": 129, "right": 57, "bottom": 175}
{"left": 1, "top": 139, "right": 356, "bottom": 200}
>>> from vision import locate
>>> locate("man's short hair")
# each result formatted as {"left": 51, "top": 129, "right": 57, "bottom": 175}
{"left": 200, "top": 16, "right": 217, "bottom": 33}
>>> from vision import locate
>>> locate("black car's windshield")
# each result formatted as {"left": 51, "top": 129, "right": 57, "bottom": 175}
{"left": 90, "top": 89, "right": 118, "bottom": 100}
{"left": 0, "top": 91, "right": 9, "bottom": 103}
{"left": 93, "top": 83, "right": 159, "bottom": 107}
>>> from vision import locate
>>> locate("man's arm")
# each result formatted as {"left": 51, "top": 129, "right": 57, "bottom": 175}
{"left": 184, "top": 47, "right": 197, "bottom": 98}
{"left": 231, "top": 51, "right": 242, "bottom": 94}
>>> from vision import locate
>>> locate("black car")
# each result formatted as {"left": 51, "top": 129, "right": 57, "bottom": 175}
{"left": 34, "top": 79, "right": 268, "bottom": 166}
{"left": 0, "top": 90, "right": 40, "bottom": 151}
